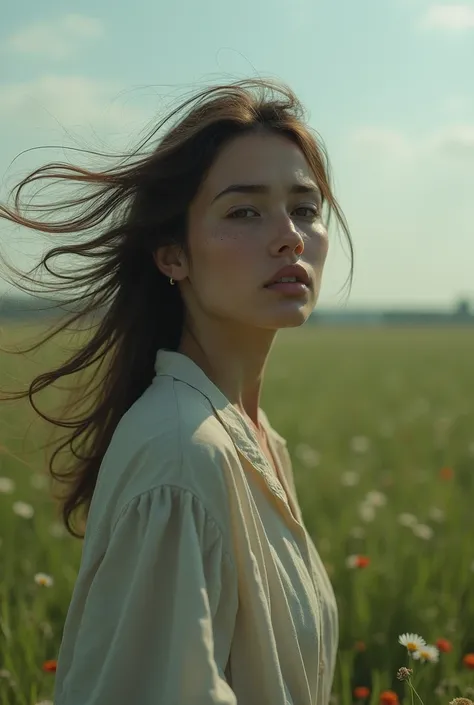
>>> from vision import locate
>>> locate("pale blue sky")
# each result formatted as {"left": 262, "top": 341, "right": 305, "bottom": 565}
{"left": 1, "top": 0, "right": 473, "bottom": 310}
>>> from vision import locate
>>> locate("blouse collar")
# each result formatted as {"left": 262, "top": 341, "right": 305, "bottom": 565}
{"left": 153, "top": 348, "right": 290, "bottom": 508}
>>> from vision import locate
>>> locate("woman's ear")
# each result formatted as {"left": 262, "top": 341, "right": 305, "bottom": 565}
{"left": 153, "top": 244, "right": 188, "bottom": 282}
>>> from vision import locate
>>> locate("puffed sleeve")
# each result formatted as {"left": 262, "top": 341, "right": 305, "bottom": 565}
{"left": 54, "top": 485, "right": 238, "bottom": 705}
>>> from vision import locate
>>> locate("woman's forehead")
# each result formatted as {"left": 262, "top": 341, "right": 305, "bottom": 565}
{"left": 199, "top": 133, "right": 314, "bottom": 201}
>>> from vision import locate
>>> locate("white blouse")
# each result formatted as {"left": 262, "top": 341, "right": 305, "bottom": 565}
{"left": 54, "top": 349, "right": 338, "bottom": 705}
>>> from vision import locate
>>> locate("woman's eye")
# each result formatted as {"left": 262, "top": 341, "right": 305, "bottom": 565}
{"left": 293, "top": 206, "right": 319, "bottom": 218}
{"left": 227, "top": 208, "right": 259, "bottom": 218}
{"left": 226, "top": 206, "right": 319, "bottom": 219}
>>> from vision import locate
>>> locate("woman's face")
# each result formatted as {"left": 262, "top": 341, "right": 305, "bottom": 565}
{"left": 172, "top": 130, "right": 329, "bottom": 331}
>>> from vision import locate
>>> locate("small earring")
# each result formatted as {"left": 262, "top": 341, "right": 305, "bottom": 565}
{"left": 169, "top": 277, "right": 175, "bottom": 286}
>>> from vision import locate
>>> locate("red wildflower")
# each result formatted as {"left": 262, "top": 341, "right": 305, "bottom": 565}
{"left": 354, "top": 686, "right": 371, "bottom": 700}
{"left": 463, "top": 653, "right": 474, "bottom": 669}
{"left": 436, "top": 638, "right": 453, "bottom": 653}
{"left": 42, "top": 660, "right": 57, "bottom": 673}
{"left": 380, "top": 690, "right": 399, "bottom": 705}
{"left": 354, "top": 641, "right": 367, "bottom": 652}
{"left": 439, "top": 466, "right": 454, "bottom": 480}
{"left": 346, "top": 554, "right": 371, "bottom": 569}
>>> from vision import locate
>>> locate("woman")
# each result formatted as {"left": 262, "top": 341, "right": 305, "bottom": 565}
{"left": 0, "top": 78, "right": 353, "bottom": 704}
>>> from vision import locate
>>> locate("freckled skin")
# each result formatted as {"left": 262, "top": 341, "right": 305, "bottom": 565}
{"left": 156, "top": 131, "right": 329, "bottom": 332}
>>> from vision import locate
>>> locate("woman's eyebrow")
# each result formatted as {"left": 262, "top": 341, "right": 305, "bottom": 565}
{"left": 212, "top": 182, "right": 322, "bottom": 203}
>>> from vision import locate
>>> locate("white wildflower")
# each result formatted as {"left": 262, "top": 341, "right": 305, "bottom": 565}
{"left": 365, "top": 490, "right": 387, "bottom": 507}
{"left": 0, "top": 477, "right": 15, "bottom": 494}
{"left": 295, "top": 444, "right": 321, "bottom": 468}
{"left": 12, "top": 501, "right": 34, "bottom": 519}
{"left": 350, "top": 436, "right": 370, "bottom": 454}
{"left": 358, "top": 502, "right": 376, "bottom": 522}
{"left": 412, "top": 644, "right": 439, "bottom": 663}
{"left": 412, "top": 523, "right": 434, "bottom": 540}
{"left": 40, "top": 621, "right": 54, "bottom": 638}
{"left": 340, "top": 471, "right": 360, "bottom": 487}
{"left": 30, "top": 474, "right": 49, "bottom": 490}
{"left": 428, "top": 506, "right": 445, "bottom": 522}
{"left": 399, "top": 633, "right": 426, "bottom": 653}
{"left": 49, "top": 522, "right": 67, "bottom": 539}
{"left": 398, "top": 513, "right": 418, "bottom": 527}
{"left": 34, "top": 573, "right": 54, "bottom": 588}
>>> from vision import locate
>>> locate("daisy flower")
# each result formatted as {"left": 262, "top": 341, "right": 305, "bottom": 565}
{"left": 412, "top": 644, "right": 439, "bottom": 663}
{"left": 34, "top": 573, "right": 54, "bottom": 588}
{"left": 398, "top": 633, "right": 426, "bottom": 653}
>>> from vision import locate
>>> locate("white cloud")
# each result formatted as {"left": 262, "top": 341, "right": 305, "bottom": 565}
{"left": 0, "top": 75, "right": 146, "bottom": 133}
{"left": 426, "top": 124, "right": 474, "bottom": 157}
{"left": 350, "top": 127, "right": 415, "bottom": 160}
{"left": 419, "top": 4, "right": 474, "bottom": 30}
{"left": 350, "top": 123, "right": 474, "bottom": 162}
{"left": 4, "top": 14, "right": 103, "bottom": 59}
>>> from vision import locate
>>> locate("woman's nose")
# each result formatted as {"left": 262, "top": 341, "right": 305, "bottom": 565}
{"left": 272, "top": 215, "right": 305, "bottom": 254}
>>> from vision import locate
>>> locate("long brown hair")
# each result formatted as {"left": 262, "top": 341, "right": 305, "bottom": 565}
{"left": 0, "top": 77, "right": 353, "bottom": 538}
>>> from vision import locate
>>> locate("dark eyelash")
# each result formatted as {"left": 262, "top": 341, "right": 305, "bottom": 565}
{"left": 227, "top": 206, "right": 320, "bottom": 219}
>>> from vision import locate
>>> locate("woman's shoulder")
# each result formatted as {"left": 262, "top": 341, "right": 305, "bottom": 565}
{"left": 89, "top": 375, "right": 236, "bottom": 539}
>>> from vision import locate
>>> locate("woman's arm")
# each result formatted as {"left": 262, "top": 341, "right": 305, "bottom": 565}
{"left": 54, "top": 485, "right": 238, "bottom": 705}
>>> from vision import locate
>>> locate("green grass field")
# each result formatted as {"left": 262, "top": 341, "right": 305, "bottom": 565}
{"left": 1, "top": 323, "right": 473, "bottom": 705}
